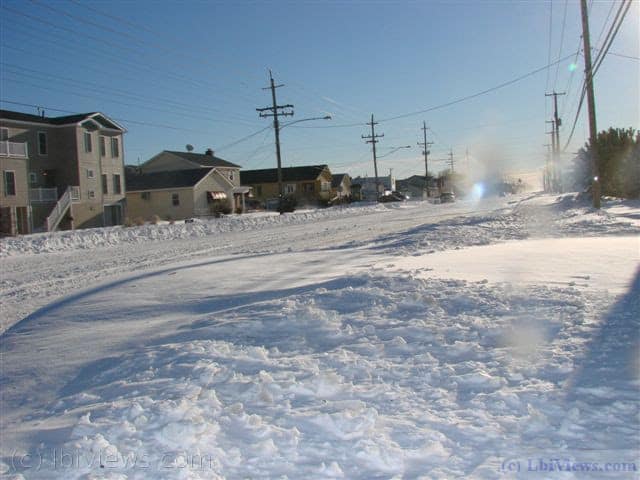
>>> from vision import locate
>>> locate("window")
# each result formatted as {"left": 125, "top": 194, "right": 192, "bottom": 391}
{"left": 111, "top": 137, "right": 119, "bottom": 157}
{"left": 99, "top": 136, "right": 106, "bottom": 157}
{"left": 113, "top": 174, "right": 122, "bottom": 194}
{"left": 229, "top": 171, "right": 234, "bottom": 181}
{"left": 29, "top": 172, "right": 37, "bottom": 185}
{"left": 101, "top": 174, "right": 108, "bottom": 194}
{"left": 38, "top": 131, "right": 48, "bottom": 155}
{"left": 321, "top": 181, "right": 330, "bottom": 192}
{"left": 172, "top": 193, "right": 180, "bottom": 206}
{"left": 141, "top": 191, "right": 151, "bottom": 201}
{"left": 4, "top": 171, "right": 16, "bottom": 196}
{"left": 303, "top": 183, "right": 315, "bottom": 193}
{"left": 285, "top": 184, "right": 296, "bottom": 194}
{"left": 0, "top": 128, "right": 8, "bottom": 141}
{"left": 84, "top": 132, "right": 92, "bottom": 153}
{"left": 88, "top": 190, "right": 95, "bottom": 199}
{"left": 87, "top": 169, "right": 95, "bottom": 179}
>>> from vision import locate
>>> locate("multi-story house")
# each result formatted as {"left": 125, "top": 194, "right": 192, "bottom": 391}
{"left": 0, "top": 109, "right": 126, "bottom": 235}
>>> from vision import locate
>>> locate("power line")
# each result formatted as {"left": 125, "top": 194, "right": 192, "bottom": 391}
{"left": 1, "top": 75, "right": 262, "bottom": 128}
{"left": 553, "top": 0, "right": 569, "bottom": 89}
{"left": 545, "top": 0, "right": 554, "bottom": 98}
{"left": 378, "top": 53, "right": 577, "bottom": 123}
{"left": 0, "top": 100, "right": 213, "bottom": 134}
{"left": 0, "top": 62, "right": 260, "bottom": 125}
{"left": 0, "top": 8, "right": 263, "bottom": 106}
{"left": 562, "top": 0, "right": 632, "bottom": 151}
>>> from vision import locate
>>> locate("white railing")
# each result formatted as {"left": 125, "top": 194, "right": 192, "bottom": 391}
{"left": 45, "top": 186, "right": 74, "bottom": 231}
{"left": 29, "top": 187, "right": 58, "bottom": 203}
{"left": 0, "top": 141, "right": 28, "bottom": 158}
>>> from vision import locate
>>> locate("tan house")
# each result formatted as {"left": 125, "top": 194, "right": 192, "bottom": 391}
{"left": 241, "top": 165, "right": 333, "bottom": 207}
{"left": 127, "top": 149, "right": 249, "bottom": 218}
{"left": 1, "top": 109, "right": 126, "bottom": 235}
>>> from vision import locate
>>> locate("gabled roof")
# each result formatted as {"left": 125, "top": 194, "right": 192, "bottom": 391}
{"left": 331, "top": 173, "right": 349, "bottom": 188}
{"left": 161, "top": 151, "right": 241, "bottom": 169}
{"left": 125, "top": 168, "right": 213, "bottom": 191}
{"left": 241, "top": 165, "right": 329, "bottom": 184}
{"left": 0, "top": 109, "right": 126, "bottom": 131}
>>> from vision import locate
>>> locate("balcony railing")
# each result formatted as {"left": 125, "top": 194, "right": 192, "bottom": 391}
{"left": 0, "top": 141, "right": 28, "bottom": 158}
{"left": 29, "top": 187, "right": 58, "bottom": 203}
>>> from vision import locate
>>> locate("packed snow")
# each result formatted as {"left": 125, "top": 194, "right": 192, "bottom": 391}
{"left": 1, "top": 193, "right": 638, "bottom": 479}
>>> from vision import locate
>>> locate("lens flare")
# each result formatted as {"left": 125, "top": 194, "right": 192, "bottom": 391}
{"left": 568, "top": 63, "right": 578, "bottom": 72}
{"left": 471, "top": 182, "right": 485, "bottom": 200}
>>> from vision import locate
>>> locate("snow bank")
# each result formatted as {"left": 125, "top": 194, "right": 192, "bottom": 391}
{"left": 0, "top": 203, "right": 389, "bottom": 257}
{"left": 19, "top": 273, "right": 638, "bottom": 479}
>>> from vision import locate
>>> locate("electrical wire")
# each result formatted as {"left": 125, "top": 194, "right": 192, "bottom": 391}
{"left": 377, "top": 53, "right": 577, "bottom": 124}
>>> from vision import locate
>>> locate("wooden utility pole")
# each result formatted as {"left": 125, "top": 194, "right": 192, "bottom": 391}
{"left": 256, "top": 70, "right": 294, "bottom": 212}
{"left": 546, "top": 91, "right": 566, "bottom": 193}
{"left": 417, "top": 121, "right": 434, "bottom": 198}
{"left": 362, "top": 114, "right": 384, "bottom": 200}
{"left": 580, "top": 0, "right": 600, "bottom": 208}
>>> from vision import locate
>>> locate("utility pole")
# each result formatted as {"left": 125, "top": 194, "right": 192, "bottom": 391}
{"left": 543, "top": 143, "right": 552, "bottom": 192}
{"left": 417, "top": 121, "right": 434, "bottom": 198}
{"left": 546, "top": 91, "right": 566, "bottom": 193}
{"left": 256, "top": 70, "right": 294, "bottom": 212}
{"left": 362, "top": 114, "right": 384, "bottom": 200}
{"left": 580, "top": 0, "right": 600, "bottom": 209}
{"left": 546, "top": 120, "right": 557, "bottom": 192}
{"left": 448, "top": 150, "right": 455, "bottom": 174}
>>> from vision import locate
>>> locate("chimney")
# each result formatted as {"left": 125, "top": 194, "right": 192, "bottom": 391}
{"left": 205, "top": 148, "right": 214, "bottom": 157}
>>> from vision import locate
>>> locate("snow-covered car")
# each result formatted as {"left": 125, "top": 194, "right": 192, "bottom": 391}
{"left": 379, "top": 192, "right": 407, "bottom": 202}
{"left": 440, "top": 192, "right": 455, "bottom": 203}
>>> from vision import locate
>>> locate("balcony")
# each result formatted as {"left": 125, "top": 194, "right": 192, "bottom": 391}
{"left": 0, "top": 141, "right": 28, "bottom": 158}
{"left": 29, "top": 187, "right": 58, "bottom": 203}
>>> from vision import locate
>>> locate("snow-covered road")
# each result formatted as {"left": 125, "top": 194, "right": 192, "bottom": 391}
{"left": 1, "top": 194, "right": 639, "bottom": 479}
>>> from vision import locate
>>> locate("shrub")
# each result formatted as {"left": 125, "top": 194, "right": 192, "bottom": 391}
{"left": 150, "top": 214, "right": 161, "bottom": 225}
{"left": 212, "top": 200, "right": 232, "bottom": 218}
{"left": 122, "top": 217, "right": 134, "bottom": 228}
{"left": 134, "top": 217, "right": 145, "bottom": 226}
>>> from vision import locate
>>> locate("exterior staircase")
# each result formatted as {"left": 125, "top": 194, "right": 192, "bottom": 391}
{"left": 45, "top": 186, "right": 79, "bottom": 231}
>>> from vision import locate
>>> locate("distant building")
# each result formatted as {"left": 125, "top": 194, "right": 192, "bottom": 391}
{"left": 1, "top": 109, "right": 126, "bottom": 235}
{"left": 241, "top": 165, "right": 333, "bottom": 206}
{"left": 396, "top": 175, "right": 438, "bottom": 199}
{"left": 331, "top": 173, "right": 352, "bottom": 202}
{"left": 351, "top": 175, "right": 395, "bottom": 201}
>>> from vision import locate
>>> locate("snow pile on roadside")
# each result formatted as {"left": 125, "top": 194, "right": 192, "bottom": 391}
{"left": 0, "top": 203, "right": 389, "bottom": 257}
{"left": 21, "top": 273, "right": 638, "bottom": 479}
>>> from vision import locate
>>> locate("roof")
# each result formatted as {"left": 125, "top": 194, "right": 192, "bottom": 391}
{"left": 0, "top": 109, "right": 125, "bottom": 131}
{"left": 125, "top": 168, "right": 213, "bottom": 191}
{"left": 331, "top": 173, "right": 349, "bottom": 188}
{"left": 161, "top": 151, "right": 241, "bottom": 169}
{"left": 241, "top": 165, "right": 329, "bottom": 184}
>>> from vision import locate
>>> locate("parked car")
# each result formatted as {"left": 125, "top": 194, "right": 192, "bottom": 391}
{"left": 440, "top": 192, "right": 455, "bottom": 203}
{"left": 379, "top": 191, "right": 407, "bottom": 202}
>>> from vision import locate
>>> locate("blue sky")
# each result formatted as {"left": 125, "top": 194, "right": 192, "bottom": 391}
{"left": 1, "top": 0, "right": 638, "bottom": 181}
